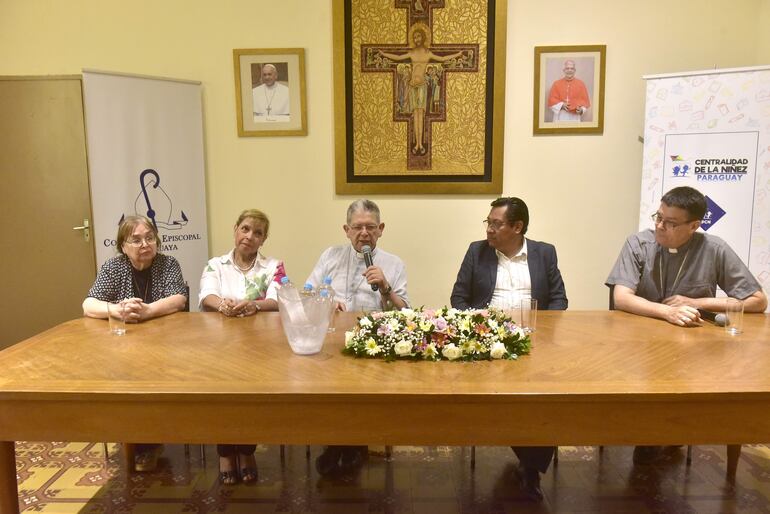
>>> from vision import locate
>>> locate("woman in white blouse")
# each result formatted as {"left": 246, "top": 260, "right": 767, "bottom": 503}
{"left": 199, "top": 208, "right": 286, "bottom": 484}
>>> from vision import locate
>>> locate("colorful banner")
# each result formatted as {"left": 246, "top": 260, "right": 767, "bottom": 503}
{"left": 82, "top": 70, "right": 208, "bottom": 310}
{"left": 640, "top": 66, "right": 770, "bottom": 308}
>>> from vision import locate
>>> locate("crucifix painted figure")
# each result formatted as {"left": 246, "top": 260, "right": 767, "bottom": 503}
{"left": 378, "top": 24, "right": 463, "bottom": 156}
{"left": 361, "top": 0, "right": 478, "bottom": 171}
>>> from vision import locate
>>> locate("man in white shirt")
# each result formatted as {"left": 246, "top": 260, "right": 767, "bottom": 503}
{"left": 307, "top": 199, "right": 409, "bottom": 312}
{"left": 252, "top": 63, "right": 290, "bottom": 122}
{"left": 307, "top": 199, "right": 409, "bottom": 476}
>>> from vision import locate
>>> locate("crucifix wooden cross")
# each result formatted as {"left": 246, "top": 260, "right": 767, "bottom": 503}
{"left": 361, "top": 0, "right": 478, "bottom": 171}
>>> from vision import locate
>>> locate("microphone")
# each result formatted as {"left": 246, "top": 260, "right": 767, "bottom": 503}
{"left": 697, "top": 309, "right": 727, "bottom": 327}
{"left": 361, "top": 245, "right": 378, "bottom": 291}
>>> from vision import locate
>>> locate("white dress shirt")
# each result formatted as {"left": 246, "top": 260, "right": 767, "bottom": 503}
{"left": 489, "top": 240, "right": 531, "bottom": 309}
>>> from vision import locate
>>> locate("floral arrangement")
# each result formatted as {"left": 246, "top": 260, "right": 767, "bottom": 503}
{"left": 343, "top": 307, "right": 530, "bottom": 362}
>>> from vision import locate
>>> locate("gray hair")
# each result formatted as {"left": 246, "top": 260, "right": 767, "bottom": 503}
{"left": 346, "top": 199, "right": 381, "bottom": 224}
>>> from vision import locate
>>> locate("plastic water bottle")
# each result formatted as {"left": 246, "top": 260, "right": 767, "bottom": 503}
{"left": 278, "top": 276, "right": 306, "bottom": 323}
{"left": 318, "top": 276, "right": 337, "bottom": 332}
{"left": 278, "top": 276, "right": 298, "bottom": 301}
{"left": 301, "top": 282, "right": 316, "bottom": 297}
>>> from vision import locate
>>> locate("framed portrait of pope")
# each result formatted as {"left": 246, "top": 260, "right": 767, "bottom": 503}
{"left": 233, "top": 48, "right": 307, "bottom": 137}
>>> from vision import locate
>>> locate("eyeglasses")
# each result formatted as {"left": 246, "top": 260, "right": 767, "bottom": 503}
{"left": 482, "top": 219, "right": 508, "bottom": 231}
{"left": 348, "top": 224, "right": 379, "bottom": 232}
{"left": 125, "top": 235, "right": 157, "bottom": 247}
{"left": 650, "top": 212, "right": 699, "bottom": 230}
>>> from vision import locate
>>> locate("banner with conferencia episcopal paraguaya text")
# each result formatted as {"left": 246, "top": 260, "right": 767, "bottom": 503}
{"left": 82, "top": 70, "right": 209, "bottom": 310}
{"left": 640, "top": 65, "right": 770, "bottom": 310}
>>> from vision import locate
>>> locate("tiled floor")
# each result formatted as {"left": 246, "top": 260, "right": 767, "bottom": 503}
{"left": 13, "top": 442, "right": 770, "bottom": 513}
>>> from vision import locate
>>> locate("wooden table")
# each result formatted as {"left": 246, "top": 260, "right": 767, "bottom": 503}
{"left": 1, "top": 311, "right": 769, "bottom": 513}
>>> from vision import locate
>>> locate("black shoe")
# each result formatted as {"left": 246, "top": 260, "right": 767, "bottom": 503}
{"left": 632, "top": 445, "right": 663, "bottom": 465}
{"left": 315, "top": 447, "right": 342, "bottom": 476}
{"left": 517, "top": 465, "right": 544, "bottom": 501}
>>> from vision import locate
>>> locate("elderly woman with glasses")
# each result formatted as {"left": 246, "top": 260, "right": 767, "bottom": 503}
{"left": 83, "top": 215, "right": 187, "bottom": 322}
{"left": 199, "top": 208, "right": 286, "bottom": 484}
{"left": 82, "top": 215, "right": 188, "bottom": 472}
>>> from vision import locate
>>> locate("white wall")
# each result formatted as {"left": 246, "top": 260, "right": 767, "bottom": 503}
{"left": 0, "top": 0, "right": 766, "bottom": 309}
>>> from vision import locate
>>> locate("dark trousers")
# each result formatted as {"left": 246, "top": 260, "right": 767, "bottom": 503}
{"left": 217, "top": 444, "right": 256, "bottom": 457}
{"left": 511, "top": 446, "right": 555, "bottom": 474}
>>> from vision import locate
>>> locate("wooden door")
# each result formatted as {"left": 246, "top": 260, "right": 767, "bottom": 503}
{"left": 0, "top": 77, "right": 96, "bottom": 350}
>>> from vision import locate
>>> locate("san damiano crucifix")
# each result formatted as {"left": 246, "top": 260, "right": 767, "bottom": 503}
{"left": 361, "top": 0, "right": 478, "bottom": 171}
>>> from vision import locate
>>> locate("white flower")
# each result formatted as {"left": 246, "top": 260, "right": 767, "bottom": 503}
{"left": 400, "top": 308, "right": 415, "bottom": 319}
{"left": 460, "top": 339, "right": 480, "bottom": 354}
{"left": 423, "top": 343, "right": 438, "bottom": 359}
{"left": 490, "top": 342, "right": 507, "bottom": 359}
{"left": 442, "top": 343, "right": 462, "bottom": 361}
{"left": 445, "top": 308, "right": 459, "bottom": 319}
{"left": 514, "top": 326, "right": 526, "bottom": 339}
{"left": 359, "top": 317, "right": 373, "bottom": 327}
{"left": 488, "top": 318, "right": 499, "bottom": 330}
{"left": 364, "top": 338, "right": 382, "bottom": 356}
{"left": 388, "top": 318, "right": 401, "bottom": 331}
{"left": 344, "top": 331, "right": 355, "bottom": 347}
{"left": 393, "top": 340, "right": 413, "bottom": 356}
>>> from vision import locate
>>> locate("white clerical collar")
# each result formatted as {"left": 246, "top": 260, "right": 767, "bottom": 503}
{"left": 667, "top": 237, "right": 694, "bottom": 254}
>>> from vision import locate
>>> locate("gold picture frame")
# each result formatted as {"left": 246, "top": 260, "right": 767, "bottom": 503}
{"left": 533, "top": 45, "right": 606, "bottom": 135}
{"left": 333, "top": 0, "right": 507, "bottom": 195}
{"left": 233, "top": 48, "right": 307, "bottom": 137}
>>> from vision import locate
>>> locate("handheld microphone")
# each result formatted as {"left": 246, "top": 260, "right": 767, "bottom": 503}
{"left": 697, "top": 309, "right": 727, "bottom": 327}
{"left": 361, "top": 245, "right": 378, "bottom": 291}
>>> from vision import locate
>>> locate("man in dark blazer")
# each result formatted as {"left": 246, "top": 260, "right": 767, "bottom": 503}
{"left": 450, "top": 196, "right": 568, "bottom": 501}
{"left": 451, "top": 198, "right": 567, "bottom": 310}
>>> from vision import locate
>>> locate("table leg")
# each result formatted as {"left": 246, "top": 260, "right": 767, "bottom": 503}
{"left": 124, "top": 443, "right": 135, "bottom": 475}
{"left": 726, "top": 444, "right": 741, "bottom": 481}
{"left": 0, "top": 441, "right": 19, "bottom": 514}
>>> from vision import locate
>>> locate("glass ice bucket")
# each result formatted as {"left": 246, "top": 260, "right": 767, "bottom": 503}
{"left": 277, "top": 290, "right": 333, "bottom": 355}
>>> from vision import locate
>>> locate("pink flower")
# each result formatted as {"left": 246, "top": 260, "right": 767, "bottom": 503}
{"left": 432, "top": 333, "right": 448, "bottom": 347}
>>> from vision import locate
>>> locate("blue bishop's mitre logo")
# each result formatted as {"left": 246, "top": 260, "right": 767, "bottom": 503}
{"left": 701, "top": 195, "right": 725, "bottom": 231}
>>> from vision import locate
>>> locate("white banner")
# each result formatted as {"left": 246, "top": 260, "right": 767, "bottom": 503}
{"left": 83, "top": 70, "right": 208, "bottom": 310}
{"left": 640, "top": 65, "right": 770, "bottom": 307}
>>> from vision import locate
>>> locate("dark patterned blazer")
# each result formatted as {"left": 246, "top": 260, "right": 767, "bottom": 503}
{"left": 450, "top": 239, "right": 568, "bottom": 310}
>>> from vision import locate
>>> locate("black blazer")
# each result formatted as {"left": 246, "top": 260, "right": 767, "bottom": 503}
{"left": 450, "top": 239, "right": 568, "bottom": 310}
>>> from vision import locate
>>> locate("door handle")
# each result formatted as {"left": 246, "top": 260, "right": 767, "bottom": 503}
{"left": 72, "top": 218, "right": 91, "bottom": 242}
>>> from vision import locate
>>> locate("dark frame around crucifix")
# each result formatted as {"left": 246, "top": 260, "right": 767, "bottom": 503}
{"left": 333, "top": 0, "right": 506, "bottom": 194}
